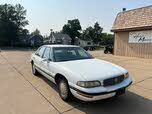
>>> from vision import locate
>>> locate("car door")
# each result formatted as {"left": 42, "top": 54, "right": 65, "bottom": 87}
{"left": 34, "top": 46, "right": 46, "bottom": 68}
{"left": 41, "top": 47, "right": 55, "bottom": 82}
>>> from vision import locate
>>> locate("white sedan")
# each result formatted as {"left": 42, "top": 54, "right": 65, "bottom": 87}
{"left": 30, "top": 45, "right": 132, "bottom": 101}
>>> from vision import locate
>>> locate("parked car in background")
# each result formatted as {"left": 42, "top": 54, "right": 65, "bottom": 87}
{"left": 30, "top": 45, "right": 132, "bottom": 101}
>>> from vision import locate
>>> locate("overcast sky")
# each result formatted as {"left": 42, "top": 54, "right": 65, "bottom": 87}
{"left": 0, "top": 0, "right": 152, "bottom": 35}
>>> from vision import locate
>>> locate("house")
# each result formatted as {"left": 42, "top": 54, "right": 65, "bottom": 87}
{"left": 75, "top": 38, "right": 94, "bottom": 47}
{"left": 17, "top": 35, "right": 30, "bottom": 46}
{"left": 15, "top": 34, "right": 43, "bottom": 47}
{"left": 75, "top": 38, "right": 99, "bottom": 50}
{"left": 44, "top": 32, "right": 71, "bottom": 45}
{"left": 111, "top": 6, "right": 152, "bottom": 59}
{"left": 43, "top": 37, "right": 50, "bottom": 44}
{"left": 29, "top": 35, "right": 43, "bottom": 46}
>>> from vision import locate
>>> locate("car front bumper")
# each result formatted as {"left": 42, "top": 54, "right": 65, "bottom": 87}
{"left": 70, "top": 77, "right": 132, "bottom": 101}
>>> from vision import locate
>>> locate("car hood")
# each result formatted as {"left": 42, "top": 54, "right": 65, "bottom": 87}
{"left": 57, "top": 58, "right": 128, "bottom": 81}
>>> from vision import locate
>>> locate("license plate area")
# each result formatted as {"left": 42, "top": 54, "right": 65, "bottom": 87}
{"left": 116, "top": 88, "right": 125, "bottom": 96}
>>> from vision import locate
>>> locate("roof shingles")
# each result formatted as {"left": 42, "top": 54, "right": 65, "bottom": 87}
{"left": 111, "top": 5, "right": 152, "bottom": 32}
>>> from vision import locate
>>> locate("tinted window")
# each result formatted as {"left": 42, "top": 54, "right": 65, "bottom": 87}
{"left": 53, "top": 47, "right": 93, "bottom": 62}
{"left": 77, "top": 49, "right": 89, "bottom": 58}
{"left": 43, "top": 47, "right": 50, "bottom": 59}
{"left": 36, "top": 47, "right": 46, "bottom": 57}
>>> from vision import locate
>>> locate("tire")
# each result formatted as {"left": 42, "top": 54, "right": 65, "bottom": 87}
{"left": 58, "top": 78, "right": 72, "bottom": 101}
{"left": 31, "top": 63, "right": 39, "bottom": 76}
{"left": 104, "top": 50, "right": 108, "bottom": 54}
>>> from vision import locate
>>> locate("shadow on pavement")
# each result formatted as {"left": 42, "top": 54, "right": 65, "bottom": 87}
{"left": 74, "top": 92, "right": 152, "bottom": 114}
{"left": 39, "top": 74, "right": 152, "bottom": 114}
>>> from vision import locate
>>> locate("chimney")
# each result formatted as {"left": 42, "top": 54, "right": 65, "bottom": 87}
{"left": 123, "top": 8, "right": 126, "bottom": 12}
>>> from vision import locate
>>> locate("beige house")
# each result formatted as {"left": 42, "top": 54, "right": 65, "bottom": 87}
{"left": 75, "top": 38, "right": 93, "bottom": 47}
{"left": 111, "top": 6, "right": 152, "bottom": 59}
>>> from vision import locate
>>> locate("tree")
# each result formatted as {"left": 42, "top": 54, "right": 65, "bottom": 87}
{"left": 93, "top": 22, "right": 103, "bottom": 44}
{"left": 62, "top": 19, "right": 82, "bottom": 45}
{"left": 80, "top": 26, "right": 94, "bottom": 41}
{"left": 101, "top": 33, "right": 114, "bottom": 45}
{"left": 0, "top": 4, "right": 28, "bottom": 46}
{"left": 14, "top": 4, "right": 28, "bottom": 35}
{"left": 31, "top": 29, "right": 41, "bottom": 36}
{"left": 22, "top": 29, "right": 29, "bottom": 36}
{"left": 81, "top": 22, "right": 103, "bottom": 44}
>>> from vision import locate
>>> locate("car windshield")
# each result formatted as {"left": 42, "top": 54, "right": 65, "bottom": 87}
{"left": 53, "top": 47, "right": 93, "bottom": 62}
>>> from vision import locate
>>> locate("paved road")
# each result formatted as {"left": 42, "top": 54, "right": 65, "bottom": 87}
{"left": 0, "top": 50, "right": 152, "bottom": 114}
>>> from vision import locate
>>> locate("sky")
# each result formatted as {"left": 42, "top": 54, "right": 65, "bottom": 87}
{"left": 0, "top": 0, "right": 152, "bottom": 36}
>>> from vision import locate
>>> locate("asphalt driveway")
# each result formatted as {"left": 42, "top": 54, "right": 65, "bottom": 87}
{"left": 0, "top": 49, "right": 152, "bottom": 114}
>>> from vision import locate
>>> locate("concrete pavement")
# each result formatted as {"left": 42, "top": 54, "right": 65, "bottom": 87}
{"left": 0, "top": 52, "right": 58, "bottom": 114}
{"left": 0, "top": 50, "right": 152, "bottom": 114}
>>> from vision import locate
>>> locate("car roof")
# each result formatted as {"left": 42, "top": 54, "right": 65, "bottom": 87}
{"left": 43, "top": 44, "right": 80, "bottom": 48}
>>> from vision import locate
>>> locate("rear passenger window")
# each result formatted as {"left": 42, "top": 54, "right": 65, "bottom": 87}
{"left": 43, "top": 47, "right": 50, "bottom": 59}
{"left": 36, "top": 47, "right": 46, "bottom": 57}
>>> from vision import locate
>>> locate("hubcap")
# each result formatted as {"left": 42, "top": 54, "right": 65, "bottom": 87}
{"left": 59, "top": 82, "right": 68, "bottom": 98}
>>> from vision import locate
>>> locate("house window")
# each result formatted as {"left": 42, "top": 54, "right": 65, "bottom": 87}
{"left": 87, "top": 42, "right": 91, "bottom": 45}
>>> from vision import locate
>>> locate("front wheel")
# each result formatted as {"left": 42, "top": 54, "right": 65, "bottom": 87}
{"left": 58, "top": 78, "right": 72, "bottom": 101}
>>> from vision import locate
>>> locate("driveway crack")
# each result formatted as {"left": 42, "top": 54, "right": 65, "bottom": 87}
{"left": 133, "top": 76, "right": 152, "bottom": 85}
{"left": 0, "top": 53, "right": 61, "bottom": 114}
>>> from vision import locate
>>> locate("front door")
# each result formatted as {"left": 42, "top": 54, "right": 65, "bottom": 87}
{"left": 41, "top": 47, "right": 55, "bottom": 82}
{"left": 34, "top": 46, "right": 46, "bottom": 68}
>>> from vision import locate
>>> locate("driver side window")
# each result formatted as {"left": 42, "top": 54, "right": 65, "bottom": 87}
{"left": 77, "top": 49, "right": 88, "bottom": 58}
{"left": 43, "top": 47, "right": 50, "bottom": 59}
{"left": 35, "top": 46, "right": 46, "bottom": 58}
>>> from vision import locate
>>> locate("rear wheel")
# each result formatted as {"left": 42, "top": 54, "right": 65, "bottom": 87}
{"left": 58, "top": 78, "right": 72, "bottom": 101}
{"left": 31, "top": 63, "right": 38, "bottom": 75}
{"left": 104, "top": 50, "right": 108, "bottom": 54}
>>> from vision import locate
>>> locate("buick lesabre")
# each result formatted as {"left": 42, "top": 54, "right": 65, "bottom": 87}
{"left": 30, "top": 45, "right": 132, "bottom": 101}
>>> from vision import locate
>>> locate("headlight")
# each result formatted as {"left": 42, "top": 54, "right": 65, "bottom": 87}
{"left": 77, "top": 81, "right": 101, "bottom": 88}
{"left": 124, "top": 72, "right": 129, "bottom": 78}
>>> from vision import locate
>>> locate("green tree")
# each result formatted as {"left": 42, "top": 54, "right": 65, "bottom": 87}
{"left": 22, "top": 29, "right": 29, "bottom": 36}
{"left": 0, "top": 4, "right": 28, "bottom": 46}
{"left": 14, "top": 4, "right": 28, "bottom": 35}
{"left": 31, "top": 29, "right": 41, "bottom": 36}
{"left": 81, "top": 22, "right": 103, "bottom": 44}
{"left": 93, "top": 22, "right": 103, "bottom": 44}
{"left": 62, "top": 19, "right": 82, "bottom": 45}
{"left": 101, "top": 33, "right": 114, "bottom": 45}
{"left": 80, "top": 26, "right": 94, "bottom": 41}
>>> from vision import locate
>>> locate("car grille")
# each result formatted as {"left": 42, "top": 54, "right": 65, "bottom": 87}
{"left": 103, "top": 75, "right": 124, "bottom": 87}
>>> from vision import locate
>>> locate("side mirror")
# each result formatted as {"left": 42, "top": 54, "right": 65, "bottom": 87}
{"left": 42, "top": 58, "right": 48, "bottom": 62}
{"left": 48, "top": 58, "right": 52, "bottom": 61}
